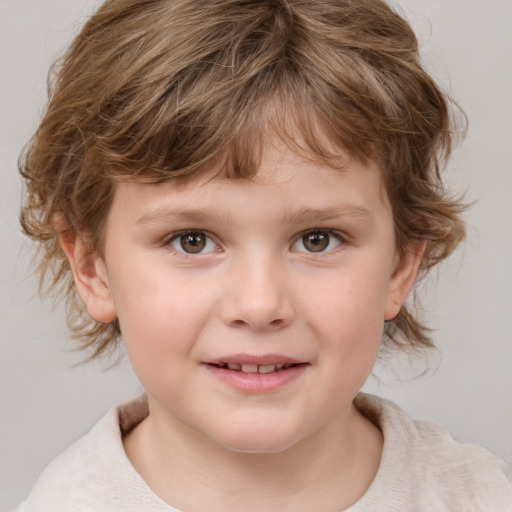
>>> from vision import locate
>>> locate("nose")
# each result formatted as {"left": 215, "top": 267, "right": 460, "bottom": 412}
{"left": 219, "top": 253, "right": 295, "bottom": 332}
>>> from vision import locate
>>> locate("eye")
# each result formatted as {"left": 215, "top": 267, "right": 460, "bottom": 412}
{"left": 292, "top": 230, "right": 342, "bottom": 253}
{"left": 169, "top": 230, "right": 218, "bottom": 254}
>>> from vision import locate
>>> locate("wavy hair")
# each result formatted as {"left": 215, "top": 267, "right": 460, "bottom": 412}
{"left": 20, "top": 0, "right": 466, "bottom": 358}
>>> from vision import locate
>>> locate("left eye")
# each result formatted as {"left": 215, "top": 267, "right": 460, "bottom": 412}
{"left": 292, "top": 230, "right": 342, "bottom": 253}
{"left": 169, "top": 230, "right": 218, "bottom": 254}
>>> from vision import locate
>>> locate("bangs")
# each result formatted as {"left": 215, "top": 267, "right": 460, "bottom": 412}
{"left": 98, "top": 76, "right": 369, "bottom": 187}
{"left": 20, "top": 0, "right": 466, "bottom": 357}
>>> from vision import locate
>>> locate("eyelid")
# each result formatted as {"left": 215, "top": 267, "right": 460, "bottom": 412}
{"left": 291, "top": 228, "right": 346, "bottom": 253}
{"left": 165, "top": 229, "right": 221, "bottom": 255}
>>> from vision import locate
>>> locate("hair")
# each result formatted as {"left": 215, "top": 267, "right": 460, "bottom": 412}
{"left": 20, "top": 0, "right": 466, "bottom": 359}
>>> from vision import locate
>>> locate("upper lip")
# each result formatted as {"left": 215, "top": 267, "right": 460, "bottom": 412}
{"left": 204, "top": 354, "right": 305, "bottom": 366}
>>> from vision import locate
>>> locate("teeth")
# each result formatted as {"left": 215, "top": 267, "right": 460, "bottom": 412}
{"left": 215, "top": 363, "right": 296, "bottom": 373}
{"left": 258, "top": 364, "right": 276, "bottom": 374}
{"left": 241, "top": 364, "right": 258, "bottom": 373}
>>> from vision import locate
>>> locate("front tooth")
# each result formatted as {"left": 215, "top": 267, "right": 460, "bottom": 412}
{"left": 258, "top": 365, "right": 276, "bottom": 374}
{"left": 241, "top": 364, "right": 258, "bottom": 373}
{"left": 276, "top": 364, "right": 284, "bottom": 370}
{"left": 227, "top": 363, "right": 241, "bottom": 371}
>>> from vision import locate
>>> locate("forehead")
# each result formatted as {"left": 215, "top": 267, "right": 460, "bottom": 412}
{"left": 108, "top": 146, "right": 390, "bottom": 228}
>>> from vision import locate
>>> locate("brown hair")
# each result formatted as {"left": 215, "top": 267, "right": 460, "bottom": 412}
{"left": 20, "top": 0, "right": 466, "bottom": 359}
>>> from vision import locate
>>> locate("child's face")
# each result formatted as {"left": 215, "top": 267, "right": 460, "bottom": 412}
{"left": 80, "top": 146, "right": 420, "bottom": 453}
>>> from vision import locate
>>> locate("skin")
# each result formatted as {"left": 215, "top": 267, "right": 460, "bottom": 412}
{"left": 60, "top": 146, "right": 424, "bottom": 511}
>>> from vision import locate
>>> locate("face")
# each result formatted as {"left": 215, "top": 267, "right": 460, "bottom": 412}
{"left": 78, "top": 147, "right": 420, "bottom": 454}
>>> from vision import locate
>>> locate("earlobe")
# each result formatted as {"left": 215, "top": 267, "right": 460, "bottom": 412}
{"left": 384, "top": 240, "right": 426, "bottom": 321}
{"left": 55, "top": 216, "right": 117, "bottom": 323}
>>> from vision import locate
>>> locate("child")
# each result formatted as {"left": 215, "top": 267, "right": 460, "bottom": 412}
{"left": 12, "top": 0, "right": 512, "bottom": 510}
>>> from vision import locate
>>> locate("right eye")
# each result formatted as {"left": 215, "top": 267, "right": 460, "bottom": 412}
{"left": 169, "top": 230, "right": 218, "bottom": 254}
{"left": 291, "top": 229, "right": 343, "bottom": 253}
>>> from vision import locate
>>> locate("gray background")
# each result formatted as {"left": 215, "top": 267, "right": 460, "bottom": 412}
{"left": 1, "top": 0, "right": 511, "bottom": 509}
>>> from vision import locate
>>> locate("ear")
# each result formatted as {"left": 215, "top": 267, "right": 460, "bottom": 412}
{"left": 55, "top": 216, "right": 117, "bottom": 323}
{"left": 384, "top": 240, "right": 426, "bottom": 321}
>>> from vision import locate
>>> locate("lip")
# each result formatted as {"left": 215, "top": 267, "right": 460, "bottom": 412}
{"left": 203, "top": 354, "right": 309, "bottom": 393}
{"left": 205, "top": 354, "right": 303, "bottom": 366}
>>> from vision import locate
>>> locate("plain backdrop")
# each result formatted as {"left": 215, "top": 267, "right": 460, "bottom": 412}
{"left": 1, "top": 0, "right": 511, "bottom": 509}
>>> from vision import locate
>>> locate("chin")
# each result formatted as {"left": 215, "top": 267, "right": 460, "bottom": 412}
{"left": 209, "top": 422, "right": 304, "bottom": 455}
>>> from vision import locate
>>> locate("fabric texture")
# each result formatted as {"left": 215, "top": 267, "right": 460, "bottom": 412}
{"left": 14, "top": 394, "right": 512, "bottom": 511}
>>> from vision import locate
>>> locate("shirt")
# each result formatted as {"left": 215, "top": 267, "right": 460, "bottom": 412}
{"left": 14, "top": 394, "right": 512, "bottom": 511}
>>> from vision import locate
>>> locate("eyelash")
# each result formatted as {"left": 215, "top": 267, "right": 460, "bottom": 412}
{"left": 163, "top": 228, "right": 346, "bottom": 256}
{"left": 291, "top": 229, "right": 345, "bottom": 254}
{"left": 165, "top": 230, "right": 220, "bottom": 255}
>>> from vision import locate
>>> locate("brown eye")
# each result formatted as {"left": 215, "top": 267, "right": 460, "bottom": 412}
{"left": 180, "top": 232, "right": 206, "bottom": 253}
{"left": 170, "top": 230, "right": 217, "bottom": 254}
{"left": 292, "top": 230, "right": 342, "bottom": 253}
{"left": 302, "top": 231, "right": 330, "bottom": 252}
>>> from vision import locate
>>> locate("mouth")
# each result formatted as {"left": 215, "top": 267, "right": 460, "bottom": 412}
{"left": 203, "top": 356, "right": 308, "bottom": 392}
{"left": 207, "top": 362, "right": 303, "bottom": 374}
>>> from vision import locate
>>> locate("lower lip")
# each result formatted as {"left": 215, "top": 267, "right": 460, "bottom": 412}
{"left": 203, "top": 364, "right": 308, "bottom": 393}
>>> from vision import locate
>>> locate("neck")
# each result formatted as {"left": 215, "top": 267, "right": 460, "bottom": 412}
{"left": 124, "top": 396, "right": 383, "bottom": 511}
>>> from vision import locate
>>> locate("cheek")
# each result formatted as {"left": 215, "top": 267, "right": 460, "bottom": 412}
{"left": 302, "top": 265, "right": 389, "bottom": 375}
{"left": 109, "top": 268, "right": 216, "bottom": 369}
{"left": 305, "top": 267, "right": 389, "bottom": 335}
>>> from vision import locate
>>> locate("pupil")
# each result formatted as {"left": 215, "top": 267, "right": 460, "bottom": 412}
{"left": 304, "top": 231, "right": 329, "bottom": 252}
{"left": 181, "top": 232, "right": 206, "bottom": 253}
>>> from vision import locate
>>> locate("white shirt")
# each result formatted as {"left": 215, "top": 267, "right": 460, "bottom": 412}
{"left": 14, "top": 394, "right": 512, "bottom": 511}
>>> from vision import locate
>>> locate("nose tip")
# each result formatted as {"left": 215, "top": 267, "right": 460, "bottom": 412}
{"left": 220, "top": 264, "right": 295, "bottom": 332}
{"left": 229, "top": 314, "right": 291, "bottom": 332}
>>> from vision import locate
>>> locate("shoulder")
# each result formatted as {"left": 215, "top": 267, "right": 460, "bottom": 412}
{"left": 353, "top": 394, "right": 512, "bottom": 512}
{"left": 13, "top": 396, "right": 173, "bottom": 512}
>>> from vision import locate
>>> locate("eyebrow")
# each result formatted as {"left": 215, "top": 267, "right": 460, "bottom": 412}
{"left": 136, "top": 207, "right": 235, "bottom": 226}
{"left": 135, "top": 204, "right": 373, "bottom": 227}
{"left": 281, "top": 205, "right": 373, "bottom": 224}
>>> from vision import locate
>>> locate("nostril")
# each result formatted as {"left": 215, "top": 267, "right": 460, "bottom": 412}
{"left": 228, "top": 317, "right": 288, "bottom": 330}
{"left": 230, "top": 319, "right": 247, "bottom": 328}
